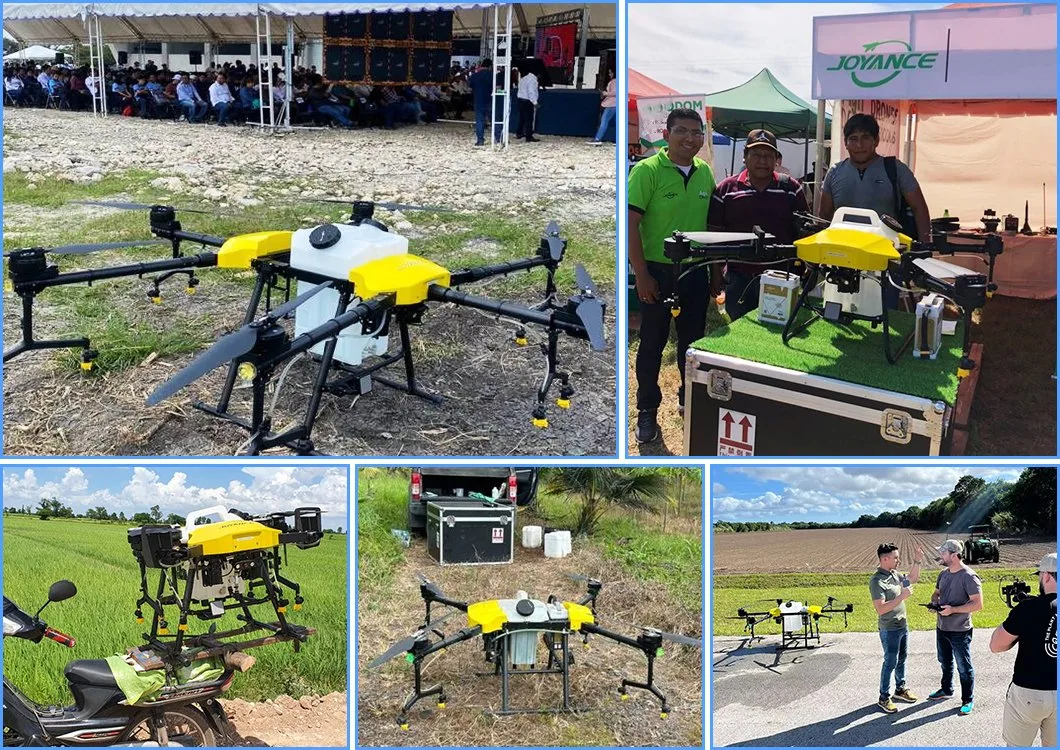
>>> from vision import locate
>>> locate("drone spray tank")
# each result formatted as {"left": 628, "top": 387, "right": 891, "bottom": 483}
{"left": 289, "top": 202, "right": 407, "bottom": 367}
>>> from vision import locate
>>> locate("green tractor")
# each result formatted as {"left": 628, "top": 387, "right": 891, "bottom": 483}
{"left": 964, "top": 525, "right": 1001, "bottom": 564}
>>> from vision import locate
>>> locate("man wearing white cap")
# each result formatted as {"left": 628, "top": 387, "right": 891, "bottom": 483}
{"left": 989, "top": 552, "right": 1057, "bottom": 746}
{"left": 928, "top": 539, "right": 983, "bottom": 715}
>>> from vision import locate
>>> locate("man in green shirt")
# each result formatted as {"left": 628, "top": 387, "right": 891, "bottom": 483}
{"left": 628, "top": 109, "right": 715, "bottom": 443}
{"left": 870, "top": 543, "right": 925, "bottom": 713}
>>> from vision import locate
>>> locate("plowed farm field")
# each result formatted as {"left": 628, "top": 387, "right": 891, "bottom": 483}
{"left": 713, "top": 527, "right": 1055, "bottom": 574}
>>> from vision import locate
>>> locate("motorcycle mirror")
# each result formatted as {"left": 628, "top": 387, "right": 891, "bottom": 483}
{"left": 48, "top": 580, "right": 77, "bottom": 603}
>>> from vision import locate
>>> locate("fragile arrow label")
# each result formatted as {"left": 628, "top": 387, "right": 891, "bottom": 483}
{"left": 718, "top": 409, "right": 756, "bottom": 456}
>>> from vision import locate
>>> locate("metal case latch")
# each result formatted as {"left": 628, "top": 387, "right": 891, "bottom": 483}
{"left": 445, "top": 515, "right": 456, "bottom": 528}
{"left": 881, "top": 409, "right": 913, "bottom": 444}
{"left": 707, "top": 369, "right": 732, "bottom": 401}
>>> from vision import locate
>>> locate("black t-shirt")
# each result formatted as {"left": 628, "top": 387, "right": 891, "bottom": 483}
{"left": 1003, "top": 593, "right": 1057, "bottom": 690}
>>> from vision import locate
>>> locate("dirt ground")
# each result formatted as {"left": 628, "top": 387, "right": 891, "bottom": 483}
{"left": 627, "top": 296, "right": 1057, "bottom": 457}
{"left": 222, "top": 692, "right": 347, "bottom": 747}
{"left": 357, "top": 542, "right": 703, "bottom": 747}
{"left": 712, "top": 527, "right": 1056, "bottom": 574}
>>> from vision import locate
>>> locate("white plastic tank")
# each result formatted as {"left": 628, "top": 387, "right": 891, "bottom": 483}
{"left": 522, "top": 525, "right": 543, "bottom": 549}
{"left": 290, "top": 223, "right": 409, "bottom": 367}
{"left": 543, "top": 531, "right": 572, "bottom": 558}
{"left": 779, "top": 600, "right": 805, "bottom": 632}
{"left": 821, "top": 207, "right": 906, "bottom": 319}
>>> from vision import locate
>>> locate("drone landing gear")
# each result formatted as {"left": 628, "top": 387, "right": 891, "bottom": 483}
{"left": 782, "top": 265, "right": 915, "bottom": 365}
{"left": 581, "top": 623, "right": 673, "bottom": 717}
{"left": 532, "top": 327, "right": 574, "bottom": 428}
{"left": 2, "top": 289, "right": 98, "bottom": 369}
{"left": 485, "top": 631, "right": 573, "bottom": 716}
{"left": 146, "top": 269, "right": 199, "bottom": 303}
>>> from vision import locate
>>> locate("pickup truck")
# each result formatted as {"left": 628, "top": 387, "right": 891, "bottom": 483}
{"left": 406, "top": 467, "right": 539, "bottom": 535}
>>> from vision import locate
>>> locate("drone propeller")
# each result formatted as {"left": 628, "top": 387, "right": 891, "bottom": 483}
{"left": 640, "top": 626, "right": 702, "bottom": 648}
{"left": 911, "top": 256, "right": 980, "bottom": 280}
{"left": 566, "top": 573, "right": 601, "bottom": 585}
{"left": 414, "top": 571, "right": 446, "bottom": 598}
{"left": 543, "top": 220, "right": 565, "bottom": 262}
{"left": 146, "top": 281, "right": 333, "bottom": 405}
{"left": 308, "top": 197, "right": 452, "bottom": 214}
{"left": 368, "top": 610, "right": 460, "bottom": 669}
{"left": 571, "top": 264, "right": 606, "bottom": 351}
{"left": 71, "top": 200, "right": 232, "bottom": 216}
{"left": 681, "top": 231, "right": 776, "bottom": 245}
{"left": 3, "top": 239, "right": 170, "bottom": 258}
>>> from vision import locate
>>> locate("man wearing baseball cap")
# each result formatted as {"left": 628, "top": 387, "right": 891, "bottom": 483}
{"left": 709, "top": 128, "right": 808, "bottom": 321}
{"left": 989, "top": 552, "right": 1057, "bottom": 746}
{"left": 928, "top": 539, "right": 983, "bottom": 714}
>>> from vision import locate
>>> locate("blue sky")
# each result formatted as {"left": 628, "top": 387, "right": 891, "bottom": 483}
{"left": 712, "top": 466, "right": 1028, "bottom": 523}
{"left": 2, "top": 465, "right": 349, "bottom": 531}
{"left": 629, "top": 3, "right": 947, "bottom": 102}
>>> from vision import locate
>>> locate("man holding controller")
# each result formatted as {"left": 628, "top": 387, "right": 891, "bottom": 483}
{"left": 928, "top": 539, "right": 983, "bottom": 715}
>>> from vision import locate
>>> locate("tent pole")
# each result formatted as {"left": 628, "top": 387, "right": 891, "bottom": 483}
{"left": 575, "top": 5, "right": 589, "bottom": 89}
{"left": 802, "top": 127, "right": 809, "bottom": 178}
{"left": 284, "top": 18, "right": 294, "bottom": 131}
{"left": 730, "top": 139, "right": 736, "bottom": 176}
{"left": 813, "top": 99, "right": 826, "bottom": 215}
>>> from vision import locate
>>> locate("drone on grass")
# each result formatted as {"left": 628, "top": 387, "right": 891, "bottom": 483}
{"left": 3, "top": 199, "right": 607, "bottom": 454}
{"left": 666, "top": 207, "right": 1003, "bottom": 378}
{"left": 730, "top": 596, "right": 855, "bottom": 651}
{"left": 368, "top": 572, "right": 701, "bottom": 728}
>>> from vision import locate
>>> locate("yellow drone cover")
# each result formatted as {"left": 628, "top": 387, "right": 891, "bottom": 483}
{"left": 187, "top": 520, "right": 281, "bottom": 557}
{"left": 348, "top": 254, "right": 451, "bottom": 305}
{"left": 794, "top": 227, "right": 905, "bottom": 272}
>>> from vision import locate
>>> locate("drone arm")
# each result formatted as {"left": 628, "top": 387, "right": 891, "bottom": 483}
{"left": 579, "top": 622, "right": 641, "bottom": 650}
{"left": 417, "top": 625, "right": 482, "bottom": 659}
{"left": 448, "top": 256, "right": 552, "bottom": 286}
{"left": 152, "top": 227, "right": 227, "bottom": 249}
{"left": 260, "top": 294, "right": 396, "bottom": 369}
{"left": 15, "top": 253, "right": 219, "bottom": 292}
{"left": 426, "top": 285, "right": 587, "bottom": 338}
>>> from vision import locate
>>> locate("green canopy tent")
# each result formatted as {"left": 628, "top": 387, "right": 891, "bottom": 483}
{"left": 704, "top": 68, "right": 831, "bottom": 179}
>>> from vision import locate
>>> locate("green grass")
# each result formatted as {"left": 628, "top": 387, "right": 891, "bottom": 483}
{"left": 691, "top": 309, "right": 963, "bottom": 404}
{"left": 1, "top": 170, "right": 166, "bottom": 209}
{"left": 2, "top": 515, "right": 347, "bottom": 704}
{"left": 712, "top": 568, "right": 1036, "bottom": 635}
{"left": 354, "top": 469, "right": 409, "bottom": 599}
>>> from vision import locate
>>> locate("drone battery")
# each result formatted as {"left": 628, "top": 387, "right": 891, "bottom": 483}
{"left": 128, "top": 525, "right": 184, "bottom": 569}
{"left": 426, "top": 501, "right": 514, "bottom": 566}
{"left": 756, "top": 271, "right": 800, "bottom": 326}
{"left": 914, "top": 294, "right": 945, "bottom": 360}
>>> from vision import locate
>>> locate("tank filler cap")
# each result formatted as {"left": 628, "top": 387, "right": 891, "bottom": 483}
{"left": 309, "top": 224, "right": 342, "bottom": 250}
{"left": 515, "top": 599, "right": 535, "bottom": 617}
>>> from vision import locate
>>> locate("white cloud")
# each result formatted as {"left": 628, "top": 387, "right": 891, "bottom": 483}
{"left": 713, "top": 467, "right": 1025, "bottom": 521}
{"left": 712, "top": 482, "right": 726, "bottom": 495}
{"left": 2, "top": 467, "right": 348, "bottom": 526}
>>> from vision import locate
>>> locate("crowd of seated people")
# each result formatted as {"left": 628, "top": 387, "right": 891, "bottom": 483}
{"left": 6, "top": 58, "right": 481, "bottom": 133}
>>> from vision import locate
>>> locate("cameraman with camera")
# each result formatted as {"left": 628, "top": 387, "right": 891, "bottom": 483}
{"left": 990, "top": 552, "right": 1057, "bottom": 747}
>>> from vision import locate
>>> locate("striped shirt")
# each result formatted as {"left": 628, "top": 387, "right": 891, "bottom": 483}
{"left": 710, "top": 169, "right": 807, "bottom": 275}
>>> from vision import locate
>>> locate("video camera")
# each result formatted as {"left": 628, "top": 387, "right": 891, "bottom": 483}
{"left": 1000, "top": 577, "right": 1033, "bottom": 608}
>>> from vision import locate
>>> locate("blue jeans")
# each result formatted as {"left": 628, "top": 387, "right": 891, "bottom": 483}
{"left": 316, "top": 103, "right": 351, "bottom": 127}
{"left": 474, "top": 105, "right": 488, "bottom": 144}
{"left": 937, "top": 628, "right": 974, "bottom": 703}
{"left": 214, "top": 101, "right": 232, "bottom": 125}
{"left": 879, "top": 627, "right": 908, "bottom": 700}
{"left": 593, "top": 106, "right": 615, "bottom": 142}
{"left": 179, "top": 100, "right": 207, "bottom": 122}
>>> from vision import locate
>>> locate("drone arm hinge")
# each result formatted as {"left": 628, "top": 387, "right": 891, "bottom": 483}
{"left": 448, "top": 256, "right": 550, "bottom": 286}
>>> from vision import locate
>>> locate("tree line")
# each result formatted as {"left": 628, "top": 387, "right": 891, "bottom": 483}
{"left": 714, "top": 469, "right": 1056, "bottom": 535}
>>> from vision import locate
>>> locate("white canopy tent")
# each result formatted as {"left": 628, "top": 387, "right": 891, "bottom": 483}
{"left": 3, "top": 43, "right": 63, "bottom": 61}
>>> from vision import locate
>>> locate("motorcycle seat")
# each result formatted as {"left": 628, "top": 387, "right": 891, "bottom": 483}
{"left": 64, "top": 659, "right": 119, "bottom": 688}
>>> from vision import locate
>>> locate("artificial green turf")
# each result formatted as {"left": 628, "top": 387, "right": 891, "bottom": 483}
{"left": 690, "top": 310, "right": 963, "bottom": 404}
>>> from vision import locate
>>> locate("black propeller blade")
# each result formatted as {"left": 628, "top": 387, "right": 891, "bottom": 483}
{"left": 4, "top": 239, "right": 169, "bottom": 258}
{"left": 642, "top": 627, "right": 702, "bottom": 648}
{"left": 146, "top": 281, "right": 333, "bottom": 405}
{"left": 543, "top": 220, "right": 565, "bottom": 262}
{"left": 368, "top": 610, "right": 459, "bottom": 669}
{"left": 415, "top": 571, "right": 445, "bottom": 598}
{"left": 71, "top": 200, "right": 230, "bottom": 216}
{"left": 572, "top": 265, "right": 606, "bottom": 351}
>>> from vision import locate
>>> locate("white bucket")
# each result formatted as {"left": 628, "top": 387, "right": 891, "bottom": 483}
{"left": 543, "top": 531, "right": 571, "bottom": 559}
{"left": 522, "top": 525, "right": 543, "bottom": 549}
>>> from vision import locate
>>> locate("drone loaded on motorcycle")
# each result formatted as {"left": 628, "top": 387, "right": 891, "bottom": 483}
{"left": 3, "top": 199, "right": 608, "bottom": 455}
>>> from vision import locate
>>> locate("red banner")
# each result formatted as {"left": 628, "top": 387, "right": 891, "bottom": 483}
{"left": 536, "top": 22, "right": 577, "bottom": 85}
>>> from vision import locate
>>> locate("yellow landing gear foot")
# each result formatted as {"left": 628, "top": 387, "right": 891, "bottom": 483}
{"left": 437, "top": 702, "right": 446, "bottom": 709}
{"left": 178, "top": 624, "right": 188, "bottom": 632}
{"left": 986, "top": 290, "right": 994, "bottom": 298}
{"left": 620, "top": 693, "right": 629, "bottom": 701}
{"left": 957, "top": 367, "right": 970, "bottom": 379}
{"left": 532, "top": 417, "right": 549, "bottom": 428}
{"left": 80, "top": 361, "right": 93, "bottom": 371}
{"left": 400, "top": 724, "right": 409, "bottom": 731}
{"left": 150, "top": 296, "right": 162, "bottom": 304}
{"left": 293, "top": 603, "right": 302, "bottom": 611}
{"left": 159, "top": 628, "right": 169, "bottom": 635}
{"left": 136, "top": 618, "right": 144, "bottom": 624}
{"left": 670, "top": 307, "right": 681, "bottom": 318}
{"left": 660, "top": 712, "right": 669, "bottom": 719}
{"left": 277, "top": 606, "right": 287, "bottom": 613}
{"left": 515, "top": 337, "right": 528, "bottom": 346}
{"left": 186, "top": 286, "right": 196, "bottom": 295}
{"left": 556, "top": 398, "right": 570, "bottom": 409}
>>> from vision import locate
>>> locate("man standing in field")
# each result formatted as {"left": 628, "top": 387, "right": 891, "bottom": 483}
{"left": 989, "top": 551, "right": 1057, "bottom": 746}
{"left": 870, "top": 543, "right": 926, "bottom": 713}
{"left": 929, "top": 539, "right": 983, "bottom": 715}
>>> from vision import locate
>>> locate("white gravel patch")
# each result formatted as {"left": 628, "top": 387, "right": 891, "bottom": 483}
{"left": 3, "top": 109, "right": 616, "bottom": 223}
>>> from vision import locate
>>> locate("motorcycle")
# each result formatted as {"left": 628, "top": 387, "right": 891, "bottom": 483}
{"left": 3, "top": 580, "right": 247, "bottom": 747}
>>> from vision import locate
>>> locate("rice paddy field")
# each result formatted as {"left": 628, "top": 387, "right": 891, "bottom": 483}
{"left": 2, "top": 514, "right": 348, "bottom": 705}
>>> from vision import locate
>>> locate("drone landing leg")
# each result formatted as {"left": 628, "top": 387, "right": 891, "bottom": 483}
{"left": 782, "top": 267, "right": 821, "bottom": 344}
{"left": 619, "top": 653, "right": 669, "bottom": 716}
{"left": 3, "top": 291, "right": 93, "bottom": 365}
{"left": 371, "top": 316, "right": 443, "bottom": 404}
{"left": 396, "top": 659, "right": 445, "bottom": 730}
{"left": 215, "top": 273, "right": 268, "bottom": 413}
{"left": 881, "top": 297, "right": 915, "bottom": 365}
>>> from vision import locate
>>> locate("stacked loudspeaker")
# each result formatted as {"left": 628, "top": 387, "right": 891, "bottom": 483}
{"left": 323, "top": 10, "right": 453, "bottom": 85}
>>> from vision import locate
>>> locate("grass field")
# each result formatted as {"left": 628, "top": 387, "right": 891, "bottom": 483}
{"left": 712, "top": 568, "right": 1037, "bottom": 636}
{"left": 2, "top": 515, "right": 348, "bottom": 704}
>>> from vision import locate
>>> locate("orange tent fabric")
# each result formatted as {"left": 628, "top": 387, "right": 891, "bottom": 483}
{"left": 628, "top": 67, "right": 679, "bottom": 103}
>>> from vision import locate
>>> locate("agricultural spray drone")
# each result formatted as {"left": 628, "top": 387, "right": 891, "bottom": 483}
{"left": 664, "top": 207, "right": 1003, "bottom": 378}
{"left": 126, "top": 505, "right": 322, "bottom": 665}
{"left": 3, "top": 200, "right": 607, "bottom": 454}
{"left": 368, "top": 573, "right": 701, "bottom": 728}
{"left": 730, "top": 596, "right": 854, "bottom": 650}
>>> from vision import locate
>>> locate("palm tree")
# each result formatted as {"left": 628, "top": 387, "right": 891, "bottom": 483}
{"left": 544, "top": 468, "right": 669, "bottom": 537}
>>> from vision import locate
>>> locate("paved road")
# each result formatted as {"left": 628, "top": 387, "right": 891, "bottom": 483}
{"left": 712, "top": 629, "right": 1044, "bottom": 747}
